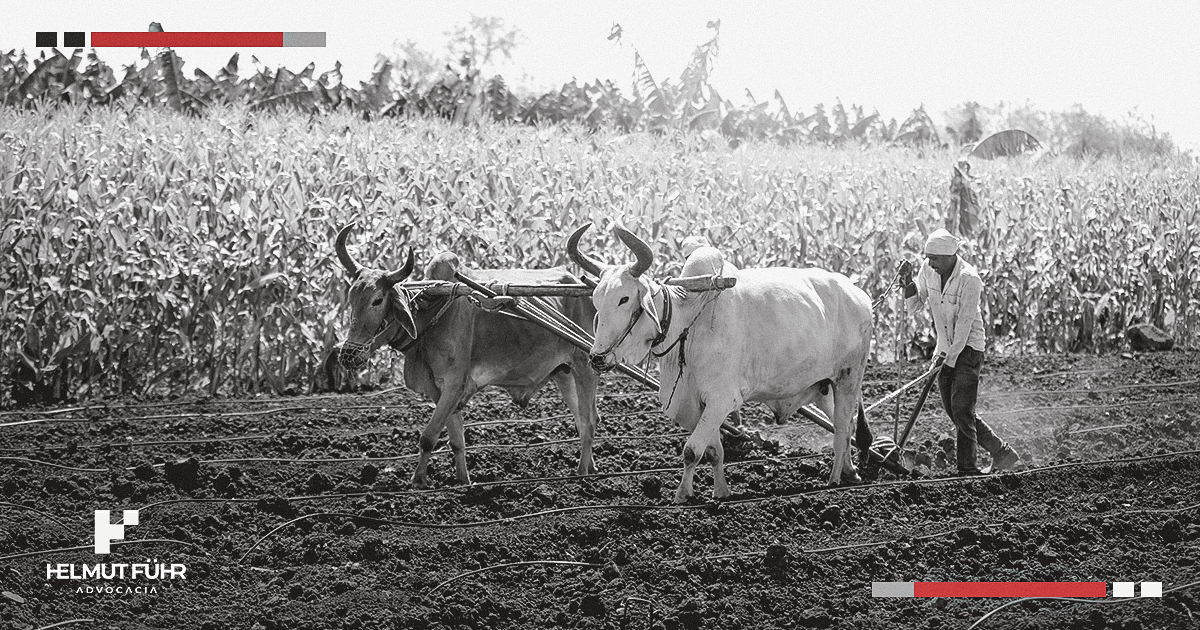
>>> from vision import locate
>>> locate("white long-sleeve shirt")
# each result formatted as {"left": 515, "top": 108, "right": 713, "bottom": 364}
{"left": 906, "top": 256, "right": 986, "bottom": 368}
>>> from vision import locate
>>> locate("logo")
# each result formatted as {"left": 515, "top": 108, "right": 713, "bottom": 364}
{"left": 43, "top": 508, "right": 186, "bottom": 595}
{"left": 94, "top": 509, "right": 138, "bottom": 554}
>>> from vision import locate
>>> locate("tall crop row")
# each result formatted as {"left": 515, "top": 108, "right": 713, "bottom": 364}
{"left": 2, "top": 104, "right": 1197, "bottom": 406}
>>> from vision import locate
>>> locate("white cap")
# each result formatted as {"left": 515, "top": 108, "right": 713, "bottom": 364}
{"left": 924, "top": 229, "right": 959, "bottom": 256}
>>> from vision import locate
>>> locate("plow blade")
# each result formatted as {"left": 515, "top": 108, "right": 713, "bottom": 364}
{"left": 796, "top": 406, "right": 911, "bottom": 476}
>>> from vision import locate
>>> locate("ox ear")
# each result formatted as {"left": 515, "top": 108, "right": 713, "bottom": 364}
{"left": 639, "top": 279, "right": 662, "bottom": 335}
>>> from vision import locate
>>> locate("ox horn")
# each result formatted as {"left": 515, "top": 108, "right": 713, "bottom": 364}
{"left": 566, "top": 223, "right": 604, "bottom": 278}
{"left": 335, "top": 224, "right": 361, "bottom": 278}
{"left": 382, "top": 248, "right": 416, "bottom": 287}
{"left": 614, "top": 227, "right": 654, "bottom": 278}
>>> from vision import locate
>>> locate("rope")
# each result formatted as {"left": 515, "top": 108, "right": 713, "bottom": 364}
{"left": 871, "top": 270, "right": 901, "bottom": 311}
{"left": 864, "top": 361, "right": 942, "bottom": 415}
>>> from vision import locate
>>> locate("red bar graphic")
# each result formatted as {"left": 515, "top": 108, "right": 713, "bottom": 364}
{"left": 92, "top": 32, "right": 284, "bottom": 47}
{"left": 914, "top": 582, "right": 1108, "bottom": 598}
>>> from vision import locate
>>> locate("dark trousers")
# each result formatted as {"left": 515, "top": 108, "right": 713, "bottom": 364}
{"left": 937, "top": 346, "right": 1004, "bottom": 473}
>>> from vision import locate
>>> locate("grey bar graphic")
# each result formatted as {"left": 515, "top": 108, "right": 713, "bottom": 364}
{"left": 282, "top": 32, "right": 326, "bottom": 47}
{"left": 872, "top": 582, "right": 915, "bottom": 597}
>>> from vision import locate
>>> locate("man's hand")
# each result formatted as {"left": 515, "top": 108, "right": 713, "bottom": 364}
{"left": 897, "top": 260, "right": 914, "bottom": 286}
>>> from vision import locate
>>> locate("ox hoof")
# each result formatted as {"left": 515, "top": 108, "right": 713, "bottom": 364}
{"left": 828, "top": 472, "right": 863, "bottom": 487}
{"left": 576, "top": 464, "right": 597, "bottom": 476}
{"left": 673, "top": 488, "right": 694, "bottom": 504}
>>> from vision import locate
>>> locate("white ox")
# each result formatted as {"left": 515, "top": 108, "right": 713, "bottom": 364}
{"left": 568, "top": 224, "right": 874, "bottom": 502}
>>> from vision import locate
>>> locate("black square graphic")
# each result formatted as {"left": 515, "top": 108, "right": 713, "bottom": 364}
{"left": 35, "top": 32, "right": 57, "bottom": 47}
{"left": 64, "top": 32, "right": 85, "bottom": 47}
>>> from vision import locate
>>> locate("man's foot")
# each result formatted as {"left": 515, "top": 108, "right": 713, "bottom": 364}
{"left": 984, "top": 446, "right": 1021, "bottom": 473}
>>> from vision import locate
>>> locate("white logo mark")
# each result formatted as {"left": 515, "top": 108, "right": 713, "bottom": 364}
{"left": 94, "top": 510, "right": 138, "bottom": 554}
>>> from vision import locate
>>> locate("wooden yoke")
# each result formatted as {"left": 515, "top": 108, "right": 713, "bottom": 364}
{"left": 400, "top": 273, "right": 737, "bottom": 298}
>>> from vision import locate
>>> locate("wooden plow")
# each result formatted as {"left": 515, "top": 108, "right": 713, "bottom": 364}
{"left": 398, "top": 272, "right": 934, "bottom": 477}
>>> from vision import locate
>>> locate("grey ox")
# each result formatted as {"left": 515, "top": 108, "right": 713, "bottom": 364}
{"left": 335, "top": 225, "right": 600, "bottom": 487}
{"left": 568, "top": 224, "right": 874, "bottom": 503}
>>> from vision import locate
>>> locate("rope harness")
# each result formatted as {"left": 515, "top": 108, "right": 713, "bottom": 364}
{"left": 649, "top": 283, "right": 716, "bottom": 410}
{"left": 392, "top": 289, "right": 457, "bottom": 352}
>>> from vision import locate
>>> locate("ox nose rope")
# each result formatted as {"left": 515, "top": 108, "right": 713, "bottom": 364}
{"left": 595, "top": 282, "right": 677, "bottom": 366}
{"left": 592, "top": 302, "right": 647, "bottom": 364}
{"left": 342, "top": 302, "right": 405, "bottom": 363}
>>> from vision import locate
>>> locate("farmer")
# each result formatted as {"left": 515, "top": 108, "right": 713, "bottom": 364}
{"left": 898, "top": 229, "right": 1020, "bottom": 475}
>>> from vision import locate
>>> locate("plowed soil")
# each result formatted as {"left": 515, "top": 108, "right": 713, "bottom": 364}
{"left": 3, "top": 351, "right": 1199, "bottom": 630}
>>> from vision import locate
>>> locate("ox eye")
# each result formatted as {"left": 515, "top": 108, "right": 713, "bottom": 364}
{"left": 371, "top": 297, "right": 384, "bottom": 306}
{"left": 618, "top": 296, "right": 629, "bottom": 306}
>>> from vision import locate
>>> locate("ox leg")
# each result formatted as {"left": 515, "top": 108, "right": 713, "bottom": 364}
{"left": 411, "top": 384, "right": 465, "bottom": 489}
{"left": 828, "top": 377, "right": 864, "bottom": 486}
{"left": 555, "top": 368, "right": 598, "bottom": 476}
{"left": 676, "top": 398, "right": 738, "bottom": 503}
{"left": 445, "top": 407, "right": 472, "bottom": 485}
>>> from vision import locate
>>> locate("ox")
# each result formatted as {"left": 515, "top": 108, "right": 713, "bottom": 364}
{"left": 568, "top": 224, "right": 874, "bottom": 503}
{"left": 335, "top": 225, "right": 600, "bottom": 487}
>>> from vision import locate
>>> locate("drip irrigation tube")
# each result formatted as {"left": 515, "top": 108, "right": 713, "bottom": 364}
{"left": 0, "top": 501, "right": 75, "bottom": 531}
{"left": 0, "top": 456, "right": 108, "bottom": 472}
{"left": 224, "top": 451, "right": 1200, "bottom": 563}
{"left": 423, "top": 561, "right": 601, "bottom": 598}
{"left": 0, "top": 538, "right": 205, "bottom": 563}
{"left": 32, "top": 620, "right": 97, "bottom": 630}
{"left": 967, "top": 580, "right": 1200, "bottom": 630}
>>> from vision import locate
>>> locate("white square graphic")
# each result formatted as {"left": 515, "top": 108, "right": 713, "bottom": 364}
{"left": 1140, "top": 582, "right": 1162, "bottom": 597}
{"left": 1113, "top": 582, "right": 1135, "bottom": 598}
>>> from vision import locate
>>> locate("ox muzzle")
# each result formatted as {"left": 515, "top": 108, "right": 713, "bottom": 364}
{"left": 589, "top": 353, "right": 616, "bottom": 373}
{"left": 337, "top": 341, "right": 374, "bottom": 370}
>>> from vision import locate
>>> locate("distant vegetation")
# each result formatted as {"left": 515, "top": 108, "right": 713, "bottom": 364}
{"left": 1, "top": 20, "right": 1194, "bottom": 406}
{"left": 0, "top": 20, "right": 1181, "bottom": 157}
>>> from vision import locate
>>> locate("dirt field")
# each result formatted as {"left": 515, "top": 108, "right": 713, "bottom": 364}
{"left": 2, "top": 350, "right": 1199, "bottom": 630}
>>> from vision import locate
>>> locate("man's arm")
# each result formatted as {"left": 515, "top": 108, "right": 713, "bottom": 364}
{"left": 943, "top": 275, "right": 982, "bottom": 367}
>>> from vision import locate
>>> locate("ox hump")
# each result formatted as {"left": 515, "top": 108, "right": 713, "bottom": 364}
{"left": 426, "top": 252, "right": 462, "bottom": 281}
{"left": 682, "top": 245, "right": 735, "bottom": 277}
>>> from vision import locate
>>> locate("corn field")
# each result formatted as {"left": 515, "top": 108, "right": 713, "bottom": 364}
{"left": 2, "top": 103, "right": 1198, "bottom": 407}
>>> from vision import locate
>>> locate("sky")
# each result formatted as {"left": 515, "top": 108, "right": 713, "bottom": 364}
{"left": 7, "top": 1, "right": 1200, "bottom": 151}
